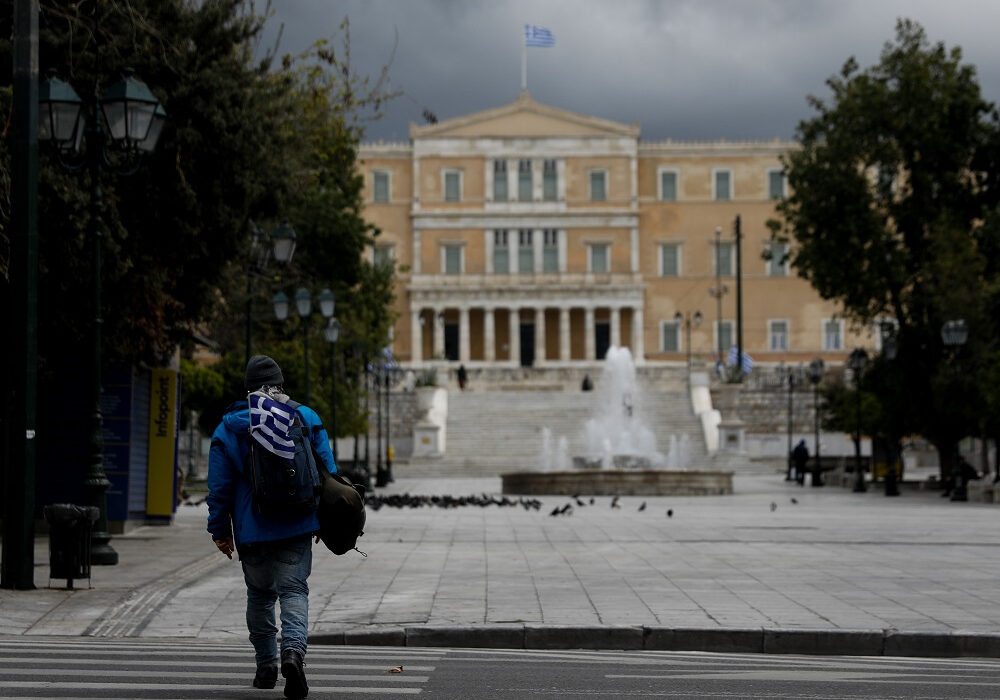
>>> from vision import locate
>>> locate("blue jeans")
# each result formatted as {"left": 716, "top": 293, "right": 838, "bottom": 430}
{"left": 240, "top": 535, "right": 312, "bottom": 665}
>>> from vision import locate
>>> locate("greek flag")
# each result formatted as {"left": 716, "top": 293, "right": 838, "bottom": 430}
{"left": 248, "top": 391, "right": 296, "bottom": 459}
{"left": 525, "top": 25, "right": 555, "bottom": 47}
{"left": 727, "top": 346, "right": 755, "bottom": 374}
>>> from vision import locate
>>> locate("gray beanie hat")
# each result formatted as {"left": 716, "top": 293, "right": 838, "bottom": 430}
{"left": 245, "top": 355, "right": 284, "bottom": 390}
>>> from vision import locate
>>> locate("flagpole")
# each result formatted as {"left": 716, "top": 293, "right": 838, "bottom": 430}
{"left": 521, "top": 25, "right": 527, "bottom": 91}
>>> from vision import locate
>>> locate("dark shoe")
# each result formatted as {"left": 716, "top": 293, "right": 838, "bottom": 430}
{"left": 281, "top": 648, "right": 308, "bottom": 699}
{"left": 253, "top": 662, "right": 278, "bottom": 689}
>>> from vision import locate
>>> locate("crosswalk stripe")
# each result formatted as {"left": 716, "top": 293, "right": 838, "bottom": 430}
{"left": 0, "top": 657, "right": 435, "bottom": 671}
{"left": 0, "top": 682, "right": 422, "bottom": 693}
{"left": 0, "top": 669, "right": 429, "bottom": 682}
{"left": 0, "top": 638, "right": 432, "bottom": 697}
{"left": 0, "top": 640, "right": 444, "bottom": 659}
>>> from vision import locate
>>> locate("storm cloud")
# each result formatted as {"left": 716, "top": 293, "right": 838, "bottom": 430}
{"left": 262, "top": 0, "right": 1000, "bottom": 143}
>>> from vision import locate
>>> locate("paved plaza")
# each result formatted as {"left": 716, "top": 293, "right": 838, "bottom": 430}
{"left": 2, "top": 474, "right": 1000, "bottom": 655}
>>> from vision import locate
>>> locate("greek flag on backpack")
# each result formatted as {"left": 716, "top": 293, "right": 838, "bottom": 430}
{"left": 247, "top": 390, "right": 321, "bottom": 518}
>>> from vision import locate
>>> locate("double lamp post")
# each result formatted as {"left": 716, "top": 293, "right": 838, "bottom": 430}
{"left": 245, "top": 220, "right": 297, "bottom": 365}
{"left": 272, "top": 287, "right": 337, "bottom": 406}
{"left": 37, "top": 70, "right": 166, "bottom": 566}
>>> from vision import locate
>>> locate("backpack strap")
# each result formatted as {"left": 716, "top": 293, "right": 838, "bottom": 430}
{"left": 284, "top": 400, "right": 329, "bottom": 483}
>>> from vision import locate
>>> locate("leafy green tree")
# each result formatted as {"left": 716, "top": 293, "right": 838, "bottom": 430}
{"left": 771, "top": 20, "right": 1000, "bottom": 478}
{"left": 0, "top": 4, "right": 396, "bottom": 456}
{"left": 0, "top": 1, "right": 306, "bottom": 366}
{"left": 205, "top": 27, "right": 398, "bottom": 448}
{"left": 179, "top": 358, "right": 223, "bottom": 430}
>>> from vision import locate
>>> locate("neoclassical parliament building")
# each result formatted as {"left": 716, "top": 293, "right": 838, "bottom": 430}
{"left": 359, "top": 93, "right": 865, "bottom": 370}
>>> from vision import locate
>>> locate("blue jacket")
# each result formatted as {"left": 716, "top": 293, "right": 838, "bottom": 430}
{"left": 207, "top": 400, "right": 337, "bottom": 549}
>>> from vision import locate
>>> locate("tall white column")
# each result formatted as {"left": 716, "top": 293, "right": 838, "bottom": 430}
{"left": 535, "top": 307, "right": 546, "bottom": 365}
{"left": 411, "top": 309, "right": 422, "bottom": 364}
{"left": 610, "top": 306, "right": 621, "bottom": 348}
{"left": 632, "top": 306, "right": 645, "bottom": 363}
{"left": 459, "top": 306, "right": 471, "bottom": 362}
{"left": 559, "top": 307, "right": 571, "bottom": 362}
{"left": 585, "top": 306, "right": 596, "bottom": 361}
{"left": 484, "top": 307, "right": 496, "bottom": 362}
{"left": 509, "top": 307, "right": 521, "bottom": 366}
{"left": 433, "top": 308, "right": 445, "bottom": 360}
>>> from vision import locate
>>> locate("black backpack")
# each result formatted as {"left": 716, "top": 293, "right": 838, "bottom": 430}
{"left": 239, "top": 396, "right": 367, "bottom": 554}
{"left": 244, "top": 397, "right": 321, "bottom": 519}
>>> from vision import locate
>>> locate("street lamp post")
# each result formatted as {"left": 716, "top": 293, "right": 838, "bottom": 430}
{"left": 373, "top": 354, "right": 384, "bottom": 486}
{"left": 382, "top": 349, "right": 398, "bottom": 486}
{"left": 673, "top": 310, "right": 702, "bottom": 371}
{"left": 38, "top": 70, "right": 165, "bottom": 566}
{"left": 245, "top": 221, "right": 296, "bottom": 366}
{"left": 941, "top": 319, "right": 969, "bottom": 502}
{"left": 323, "top": 318, "right": 341, "bottom": 463}
{"left": 734, "top": 215, "right": 744, "bottom": 382}
{"left": 362, "top": 347, "right": 372, "bottom": 480}
{"left": 708, "top": 226, "right": 729, "bottom": 367}
{"left": 3, "top": 0, "right": 39, "bottom": 590}
{"left": 808, "top": 358, "right": 825, "bottom": 487}
{"left": 881, "top": 327, "right": 900, "bottom": 497}
{"left": 294, "top": 288, "right": 312, "bottom": 405}
{"left": 273, "top": 287, "right": 335, "bottom": 407}
{"left": 848, "top": 348, "right": 869, "bottom": 493}
{"left": 786, "top": 366, "right": 797, "bottom": 482}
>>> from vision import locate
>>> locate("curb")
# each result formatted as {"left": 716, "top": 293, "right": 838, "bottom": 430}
{"left": 310, "top": 625, "right": 1000, "bottom": 658}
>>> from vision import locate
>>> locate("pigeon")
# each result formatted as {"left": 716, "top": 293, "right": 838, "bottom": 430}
{"left": 589, "top": 497, "right": 595, "bottom": 505}
{"left": 575, "top": 497, "right": 586, "bottom": 507}
{"left": 790, "top": 497, "right": 798, "bottom": 504}
{"left": 770, "top": 502, "right": 778, "bottom": 512}
{"left": 549, "top": 506, "right": 561, "bottom": 516}
{"left": 638, "top": 501, "right": 647, "bottom": 512}
{"left": 611, "top": 496, "right": 621, "bottom": 509}
{"left": 666, "top": 509, "right": 673, "bottom": 518}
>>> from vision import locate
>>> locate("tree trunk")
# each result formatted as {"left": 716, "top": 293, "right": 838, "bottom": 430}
{"left": 934, "top": 440, "right": 958, "bottom": 488}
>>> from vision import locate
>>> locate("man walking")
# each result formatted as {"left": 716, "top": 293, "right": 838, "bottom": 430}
{"left": 792, "top": 439, "right": 810, "bottom": 486}
{"left": 207, "top": 355, "right": 337, "bottom": 698}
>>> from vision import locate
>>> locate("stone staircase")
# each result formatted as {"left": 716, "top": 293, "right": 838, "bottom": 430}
{"left": 402, "top": 370, "right": 712, "bottom": 478}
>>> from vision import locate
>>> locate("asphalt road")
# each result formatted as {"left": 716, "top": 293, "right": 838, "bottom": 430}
{"left": 3, "top": 636, "right": 1000, "bottom": 699}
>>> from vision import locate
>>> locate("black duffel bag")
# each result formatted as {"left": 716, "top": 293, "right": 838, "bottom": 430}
{"left": 316, "top": 471, "right": 366, "bottom": 556}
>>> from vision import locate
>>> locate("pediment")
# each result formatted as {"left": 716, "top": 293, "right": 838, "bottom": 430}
{"left": 411, "top": 92, "right": 639, "bottom": 140}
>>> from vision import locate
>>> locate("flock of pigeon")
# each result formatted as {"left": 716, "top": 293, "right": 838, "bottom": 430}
{"left": 364, "top": 493, "right": 543, "bottom": 511}
{"left": 186, "top": 490, "right": 800, "bottom": 519}
{"left": 360, "top": 492, "right": 677, "bottom": 518}
{"left": 547, "top": 494, "right": 674, "bottom": 518}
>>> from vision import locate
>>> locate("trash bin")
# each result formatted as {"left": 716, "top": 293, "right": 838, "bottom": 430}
{"left": 43, "top": 504, "right": 100, "bottom": 590}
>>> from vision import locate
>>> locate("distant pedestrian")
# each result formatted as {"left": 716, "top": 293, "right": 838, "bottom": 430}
{"left": 792, "top": 439, "right": 809, "bottom": 486}
{"left": 943, "top": 455, "right": 980, "bottom": 499}
{"left": 207, "top": 355, "right": 337, "bottom": 699}
{"left": 581, "top": 374, "right": 593, "bottom": 391}
{"left": 457, "top": 364, "right": 468, "bottom": 391}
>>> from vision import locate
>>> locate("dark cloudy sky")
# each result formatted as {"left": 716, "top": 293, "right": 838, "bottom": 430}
{"left": 261, "top": 0, "right": 1000, "bottom": 143}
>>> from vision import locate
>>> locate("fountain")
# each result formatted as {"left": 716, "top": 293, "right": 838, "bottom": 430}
{"left": 502, "top": 346, "right": 733, "bottom": 496}
{"left": 574, "top": 346, "right": 664, "bottom": 469}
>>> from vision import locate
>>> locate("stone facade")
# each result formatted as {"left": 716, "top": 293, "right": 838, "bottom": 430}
{"left": 360, "top": 92, "right": 875, "bottom": 370}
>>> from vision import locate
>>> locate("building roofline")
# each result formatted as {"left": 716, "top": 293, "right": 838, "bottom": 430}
{"left": 409, "top": 91, "right": 640, "bottom": 139}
